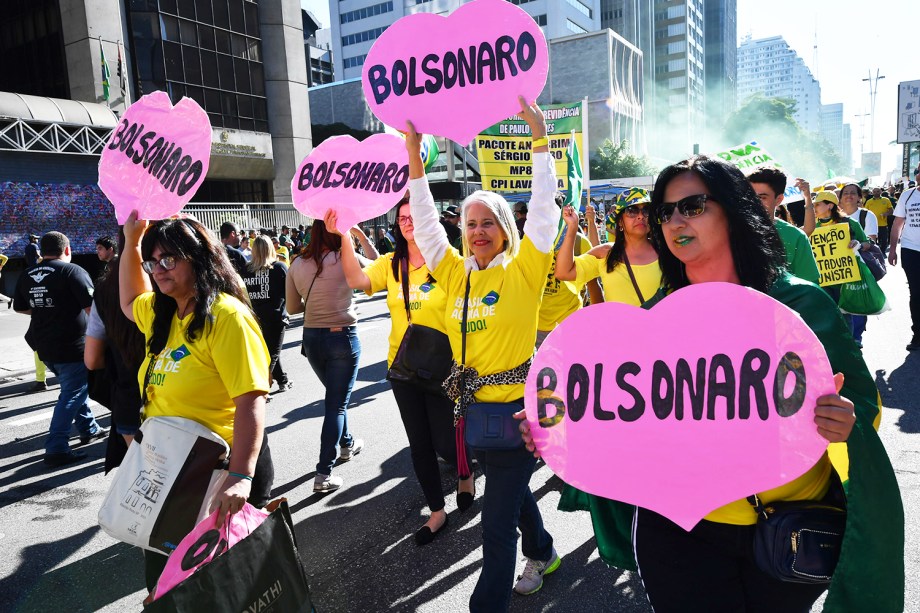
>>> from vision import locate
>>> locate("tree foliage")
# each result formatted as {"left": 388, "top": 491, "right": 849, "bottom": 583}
{"left": 590, "top": 139, "right": 657, "bottom": 180}
{"left": 724, "top": 95, "right": 845, "bottom": 181}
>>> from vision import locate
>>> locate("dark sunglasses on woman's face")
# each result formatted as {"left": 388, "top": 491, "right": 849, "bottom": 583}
{"left": 142, "top": 255, "right": 179, "bottom": 274}
{"left": 657, "top": 194, "right": 712, "bottom": 224}
{"left": 623, "top": 205, "right": 650, "bottom": 218}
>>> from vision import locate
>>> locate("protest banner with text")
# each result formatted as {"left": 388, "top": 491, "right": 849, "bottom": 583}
{"left": 525, "top": 282, "right": 835, "bottom": 530}
{"left": 809, "top": 224, "right": 862, "bottom": 287}
{"left": 476, "top": 102, "right": 583, "bottom": 193}
{"left": 361, "top": 0, "right": 548, "bottom": 145}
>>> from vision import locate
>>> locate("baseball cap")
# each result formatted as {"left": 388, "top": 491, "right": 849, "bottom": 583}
{"left": 442, "top": 206, "right": 460, "bottom": 217}
{"left": 814, "top": 190, "right": 839, "bottom": 205}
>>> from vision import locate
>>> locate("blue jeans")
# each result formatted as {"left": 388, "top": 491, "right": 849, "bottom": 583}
{"left": 851, "top": 315, "right": 867, "bottom": 344}
{"left": 44, "top": 361, "right": 100, "bottom": 454}
{"left": 302, "top": 327, "right": 360, "bottom": 475}
{"left": 469, "top": 445, "right": 554, "bottom": 613}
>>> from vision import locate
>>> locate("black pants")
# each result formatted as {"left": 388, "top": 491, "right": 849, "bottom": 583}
{"left": 390, "top": 380, "right": 470, "bottom": 512}
{"left": 144, "top": 432, "right": 274, "bottom": 592}
{"left": 877, "top": 225, "right": 890, "bottom": 253}
{"left": 634, "top": 508, "right": 826, "bottom": 613}
{"left": 903, "top": 247, "right": 920, "bottom": 342}
{"left": 259, "top": 315, "right": 287, "bottom": 386}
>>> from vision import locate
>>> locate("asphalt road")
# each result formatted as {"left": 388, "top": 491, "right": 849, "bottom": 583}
{"left": 0, "top": 271, "right": 917, "bottom": 613}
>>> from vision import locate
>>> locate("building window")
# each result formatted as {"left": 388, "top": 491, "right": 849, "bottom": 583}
{"left": 564, "top": 0, "right": 592, "bottom": 19}
{"left": 565, "top": 19, "right": 586, "bottom": 34}
{"left": 344, "top": 54, "right": 366, "bottom": 69}
{"left": 534, "top": 14, "right": 548, "bottom": 26}
{"left": 342, "top": 26, "right": 387, "bottom": 47}
{"left": 509, "top": 0, "right": 538, "bottom": 4}
{"left": 0, "top": 0, "right": 69, "bottom": 98}
{"left": 340, "top": 1, "right": 393, "bottom": 24}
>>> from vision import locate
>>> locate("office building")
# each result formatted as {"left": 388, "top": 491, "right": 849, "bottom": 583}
{"left": 303, "top": 10, "right": 334, "bottom": 86}
{"left": 330, "top": 0, "right": 600, "bottom": 82}
{"left": 820, "top": 103, "right": 852, "bottom": 173}
{"left": 703, "top": 0, "right": 735, "bottom": 122}
{"left": 737, "top": 35, "right": 821, "bottom": 134}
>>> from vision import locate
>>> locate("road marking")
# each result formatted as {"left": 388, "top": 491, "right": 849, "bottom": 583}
{"left": 8, "top": 400, "right": 100, "bottom": 426}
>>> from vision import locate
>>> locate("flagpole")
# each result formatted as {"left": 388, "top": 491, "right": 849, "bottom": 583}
{"left": 119, "top": 40, "right": 130, "bottom": 108}
{"left": 581, "top": 97, "right": 590, "bottom": 211}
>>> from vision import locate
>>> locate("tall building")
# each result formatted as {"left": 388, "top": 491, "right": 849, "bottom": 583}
{"left": 303, "top": 11, "right": 334, "bottom": 86}
{"left": 330, "top": 0, "right": 600, "bottom": 82}
{"left": 821, "top": 103, "right": 852, "bottom": 173}
{"left": 737, "top": 35, "right": 821, "bottom": 134}
{"left": 703, "top": 0, "right": 736, "bottom": 123}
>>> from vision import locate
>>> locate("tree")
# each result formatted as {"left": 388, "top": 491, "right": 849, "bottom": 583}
{"left": 590, "top": 139, "right": 657, "bottom": 180}
{"left": 723, "top": 95, "right": 845, "bottom": 181}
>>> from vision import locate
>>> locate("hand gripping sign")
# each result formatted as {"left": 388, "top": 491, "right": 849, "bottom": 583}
{"left": 525, "top": 283, "right": 836, "bottom": 531}
{"left": 291, "top": 133, "right": 409, "bottom": 231}
{"left": 362, "top": 0, "right": 549, "bottom": 145}
{"left": 98, "top": 91, "right": 211, "bottom": 223}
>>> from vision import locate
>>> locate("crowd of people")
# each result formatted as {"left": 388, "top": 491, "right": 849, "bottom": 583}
{"left": 6, "top": 99, "right": 912, "bottom": 610}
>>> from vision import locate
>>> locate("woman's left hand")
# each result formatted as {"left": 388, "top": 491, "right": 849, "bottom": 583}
{"left": 324, "top": 209, "right": 345, "bottom": 237}
{"left": 215, "top": 475, "right": 252, "bottom": 528}
{"left": 815, "top": 373, "right": 856, "bottom": 443}
{"left": 848, "top": 239, "right": 860, "bottom": 250}
{"left": 513, "top": 409, "right": 542, "bottom": 458}
{"left": 516, "top": 96, "right": 547, "bottom": 138}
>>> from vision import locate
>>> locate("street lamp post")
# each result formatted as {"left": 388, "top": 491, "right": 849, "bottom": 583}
{"left": 862, "top": 69, "right": 886, "bottom": 153}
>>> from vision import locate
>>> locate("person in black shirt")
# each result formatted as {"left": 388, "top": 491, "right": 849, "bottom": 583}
{"left": 219, "top": 221, "right": 248, "bottom": 277}
{"left": 14, "top": 231, "right": 106, "bottom": 467}
{"left": 241, "top": 236, "right": 291, "bottom": 393}
{"left": 440, "top": 205, "right": 462, "bottom": 247}
{"left": 24, "top": 233, "right": 41, "bottom": 267}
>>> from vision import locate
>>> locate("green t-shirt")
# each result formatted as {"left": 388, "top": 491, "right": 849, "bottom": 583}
{"left": 774, "top": 219, "right": 820, "bottom": 285}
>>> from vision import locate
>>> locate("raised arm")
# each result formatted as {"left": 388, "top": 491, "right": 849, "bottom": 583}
{"left": 119, "top": 210, "right": 152, "bottom": 322}
{"left": 585, "top": 203, "right": 601, "bottom": 247}
{"left": 325, "top": 210, "right": 372, "bottom": 292}
{"left": 351, "top": 225, "right": 379, "bottom": 261}
{"left": 554, "top": 206, "right": 581, "bottom": 281}
{"left": 519, "top": 98, "right": 560, "bottom": 253}
{"left": 796, "top": 179, "right": 816, "bottom": 236}
{"left": 406, "top": 122, "right": 451, "bottom": 270}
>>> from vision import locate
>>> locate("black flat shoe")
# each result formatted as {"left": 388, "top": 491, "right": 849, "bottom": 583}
{"left": 43, "top": 450, "right": 88, "bottom": 467}
{"left": 457, "top": 478, "right": 475, "bottom": 512}
{"left": 414, "top": 515, "right": 449, "bottom": 546}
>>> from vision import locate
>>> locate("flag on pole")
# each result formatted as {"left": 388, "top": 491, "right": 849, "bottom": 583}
{"left": 99, "top": 38, "right": 111, "bottom": 103}
{"left": 563, "top": 130, "right": 583, "bottom": 209}
{"left": 117, "top": 41, "right": 127, "bottom": 101}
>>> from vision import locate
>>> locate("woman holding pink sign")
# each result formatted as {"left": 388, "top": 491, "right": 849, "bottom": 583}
{"left": 536, "top": 156, "right": 904, "bottom": 612}
{"left": 405, "top": 97, "right": 561, "bottom": 611}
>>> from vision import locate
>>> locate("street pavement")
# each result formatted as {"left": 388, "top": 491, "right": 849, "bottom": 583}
{"left": 0, "top": 271, "right": 917, "bottom": 613}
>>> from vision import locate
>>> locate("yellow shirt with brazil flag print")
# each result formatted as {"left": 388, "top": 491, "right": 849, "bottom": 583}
{"left": 364, "top": 252, "right": 448, "bottom": 367}
{"left": 433, "top": 237, "right": 552, "bottom": 403}
{"left": 133, "top": 291, "right": 270, "bottom": 446}
{"left": 538, "top": 228, "right": 592, "bottom": 332}
{"left": 574, "top": 252, "right": 662, "bottom": 306}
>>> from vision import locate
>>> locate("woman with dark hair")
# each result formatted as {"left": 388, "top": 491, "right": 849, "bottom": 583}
{"left": 119, "top": 212, "right": 275, "bottom": 593}
{"left": 243, "top": 235, "right": 290, "bottom": 394}
{"left": 328, "top": 196, "right": 474, "bottom": 545}
{"left": 286, "top": 219, "right": 377, "bottom": 493}
{"left": 530, "top": 155, "right": 904, "bottom": 612}
{"left": 555, "top": 187, "right": 660, "bottom": 306}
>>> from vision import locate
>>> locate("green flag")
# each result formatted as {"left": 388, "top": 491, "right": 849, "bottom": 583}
{"left": 563, "top": 130, "right": 582, "bottom": 209}
{"left": 100, "top": 39, "right": 111, "bottom": 102}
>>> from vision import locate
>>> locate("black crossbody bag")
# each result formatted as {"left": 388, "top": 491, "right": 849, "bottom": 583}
{"left": 386, "top": 256, "right": 453, "bottom": 395}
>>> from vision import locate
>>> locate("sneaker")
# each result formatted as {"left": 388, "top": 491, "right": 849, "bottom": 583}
{"left": 338, "top": 438, "right": 364, "bottom": 462}
{"left": 79, "top": 426, "right": 110, "bottom": 445}
{"left": 513, "top": 548, "right": 561, "bottom": 595}
{"left": 313, "top": 473, "right": 343, "bottom": 493}
{"left": 276, "top": 380, "right": 293, "bottom": 393}
{"left": 43, "top": 450, "right": 88, "bottom": 468}
{"left": 29, "top": 381, "right": 48, "bottom": 393}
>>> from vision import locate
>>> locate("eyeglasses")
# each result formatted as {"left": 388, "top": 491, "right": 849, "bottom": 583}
{"left": 396, "top": 215, "right": 413, "bottom": 226}
{"left": 622, "top": 205, "right": 650, "bottom": 218}
{"left": 657, "top": 194, "right": 711, "bottom": 224}
{"left": 141, "top": 255, "right": 179, "bottom": 274}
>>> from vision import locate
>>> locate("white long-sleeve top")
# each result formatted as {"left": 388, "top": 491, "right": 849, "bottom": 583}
{"left": 409, "top": 151, "right": 560, "bottom": 272}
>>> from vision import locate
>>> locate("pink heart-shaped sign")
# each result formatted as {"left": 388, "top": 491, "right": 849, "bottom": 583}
{"left": 362, "top": 0, "right": 548, "bottom": 145}
{"left": 525, "top": 283, "right": 835, "bottom": 530}
{"left": 98, "top": 92, "right": 211, "bottom": 223}
{"left": 291, "top": 133, "right": 409, "bottom": 231}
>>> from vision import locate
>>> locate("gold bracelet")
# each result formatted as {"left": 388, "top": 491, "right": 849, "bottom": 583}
{"left": 532, "top": 136, "right": 548, "bottom": 149}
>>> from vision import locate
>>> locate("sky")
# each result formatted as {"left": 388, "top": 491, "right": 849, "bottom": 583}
{"left": 302, "top": 0, "right": 916, "bottom": 179}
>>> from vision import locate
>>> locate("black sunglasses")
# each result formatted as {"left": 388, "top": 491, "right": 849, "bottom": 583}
{"left": 657, "top": 194, "right": 712, "bottom": 224}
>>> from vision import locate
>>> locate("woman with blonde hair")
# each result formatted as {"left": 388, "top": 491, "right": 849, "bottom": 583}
{"left": 243, "top": 235, "right": 290, "bottom": 393}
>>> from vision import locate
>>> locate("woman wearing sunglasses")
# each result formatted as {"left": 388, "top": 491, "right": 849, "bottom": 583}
{"left": 119, "top": 213, "right": 275, "bottom": 594}
{"left": 528, "top": 156, "right": 903, "bottom": 611}
{"left": 327, "top": 194, "right": 474, "bottom": 546}
{"left": 554, "top": 187, "right": 661, "bottom": 306}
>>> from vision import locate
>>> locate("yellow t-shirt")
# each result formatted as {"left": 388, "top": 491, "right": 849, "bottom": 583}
{"left": 364, "top": 253, "right": 448, "bottom": 367}
{"left": 705, "top": 454, "right": 833, "bottom": 525}
{"left": 538, "top": 233, "right": 592, "bottom": 331}
{"left": 574, "top": 253, "right": 662, "bottom": 306}
{"left": 133, "top": 292, "right": 271, "bottom": 446}
{"left": 433, "top": 236, "right": 552, "bottom": 403}
{"left": 864, "top": 197, "right": 892, "bottom": 227}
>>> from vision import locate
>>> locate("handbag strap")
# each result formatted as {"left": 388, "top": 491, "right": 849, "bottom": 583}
{"left": 461, "top": 271, "right": 472, "bottom": 366}
{"left": 140, "top": 352, "right": 156, "bottom": 408}
{"left": 623, "top": 252, "right": 646, "bottom": 304}
{"left": 400, "top": 255, "right": 411, "bottom": 322}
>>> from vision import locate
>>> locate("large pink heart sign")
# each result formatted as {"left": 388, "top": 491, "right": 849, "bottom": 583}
{"left": 98, "top": 91, "right": 211, "bottom": 223}
{"left": 525, "top": 283, "right": 836, "bottom": 530}
{"left": 291, "top": 133, "right": 409, "bottom": 231}
{"left": 362, "top": 0, "right": 548, "bottom": 145}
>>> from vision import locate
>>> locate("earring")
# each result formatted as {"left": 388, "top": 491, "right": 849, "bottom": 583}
{"left": 617, "top": 225, "right": 624, "bottom": 231}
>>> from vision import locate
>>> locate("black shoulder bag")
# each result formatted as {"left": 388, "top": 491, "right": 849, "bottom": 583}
{"left": 386, "top": 256, "right": 453, "bottom": 395}
{"left": 622, "top": 252, "right": 646, "bottom": 305}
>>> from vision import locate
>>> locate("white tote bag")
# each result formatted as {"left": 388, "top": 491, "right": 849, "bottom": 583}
{"left": 98, "top": 416, "right": 230, "bottom": 555}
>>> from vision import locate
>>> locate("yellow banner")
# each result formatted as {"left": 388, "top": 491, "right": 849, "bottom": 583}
{"left": 809, "top": 224, "right": 861, "bottom": 287}
{"left": 476, "top": 133, "right": 584, "bottom": 193}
